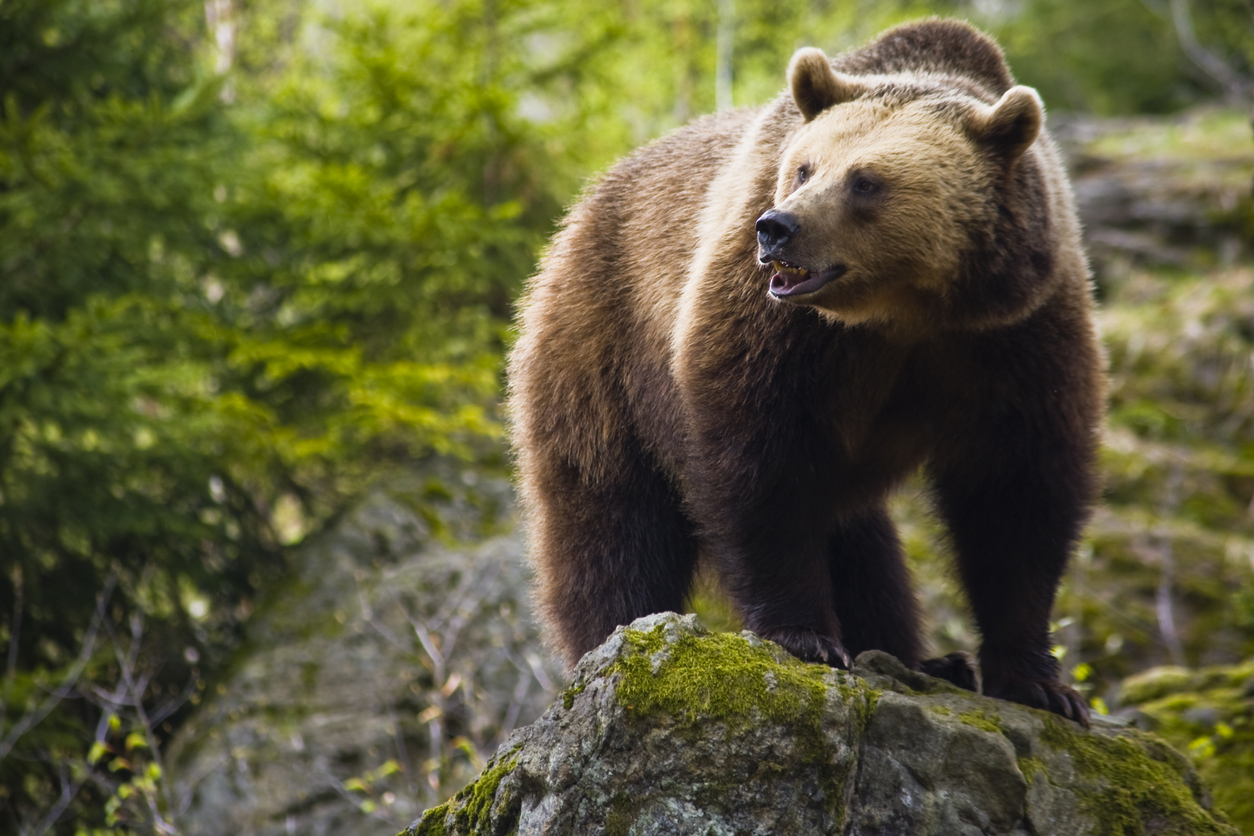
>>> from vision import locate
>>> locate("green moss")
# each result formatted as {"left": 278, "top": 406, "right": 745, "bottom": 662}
{"left": 604, "top": 790, "right": 642, "bottom": 836}
{"left": 612, "top": 626, "right": 828, "bottom": 748}
{"left": 408, "top": 748, "right": 521, "bottom": 835}
{"left": 1120, "top": 662, "right": 1254, "bottom": 834}
{"left": 1200, "top": 730, "right": 1254, "bottom": 834}
{"left": 561, "top": 681, "right": 585, "bottom": 710}
{"left": 622, "top": 623, "right": 669, "bottom": 656}
{"left": 845, "top": 685, "right": 880, "bottom": 761}
{"left": 928, "top": 705, "right": 953, "bottom": 717}
{"left": 405, "top": 803, "right": 450, "bottom": 836}
{"left": 1039, "top": 716, "right": 1232, "bottom": 835}
{"left": 1018, "top": 755, "right": 1046, "bottom": 782}
{"left": 1118, "top": 666, "right": 1198, "bottom": 705}
{"left": 452, "top": 751, "right": 519, "bottom": 832}
{"left": 958, "top": 709, "right": 1004, "bottom": 735}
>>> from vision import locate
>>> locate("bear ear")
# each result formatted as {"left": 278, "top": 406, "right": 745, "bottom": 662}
{"left": 789, "top": 47, "right": 864, "bottom": 122}
{"left": 968, "top": 86, "right": 1043, "bottom": 160}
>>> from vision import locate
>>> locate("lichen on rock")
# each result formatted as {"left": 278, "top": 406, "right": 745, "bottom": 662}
{"left": 403, "top": 613, "right": 1236, "bottom": 836}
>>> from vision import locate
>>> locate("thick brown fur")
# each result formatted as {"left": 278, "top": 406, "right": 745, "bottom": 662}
{"left": 508, "top": 19, "right": 1104, "bottom": 725}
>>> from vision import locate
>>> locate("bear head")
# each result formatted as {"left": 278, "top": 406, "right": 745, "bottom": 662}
{"left": 757, "top": 47, "right": 1047, "bottom": 331}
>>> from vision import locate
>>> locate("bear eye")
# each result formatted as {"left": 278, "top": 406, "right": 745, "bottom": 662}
{"left": 851, "top": 175, "right": 881, "bottom": 195}
{"left": 795, "top": 164, "right": 811, "bottom": 186}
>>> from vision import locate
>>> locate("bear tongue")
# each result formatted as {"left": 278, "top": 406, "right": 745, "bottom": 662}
{"left": 770, "top": 270, "right": 806, "bottom": 294}
{"left": 770, "top": 261, "right": 810, "bottom": 294}
{"left": 770, "top": 269, "right": 825, "bottom": 297}
{"left": 769, "top": 264, "right": 845, "bottom": 298}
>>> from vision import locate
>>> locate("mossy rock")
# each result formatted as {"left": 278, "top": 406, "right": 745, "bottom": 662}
{"left": 404, "top": 614, "right": 1235, "bottom": 836}
{"left": 1116, "top": 660, "right": 1254, "bottom": 834}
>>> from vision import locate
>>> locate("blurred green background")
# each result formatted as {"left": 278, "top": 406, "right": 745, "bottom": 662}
{"left": 1, "top": 0, "right": 1252, "bottom": 833}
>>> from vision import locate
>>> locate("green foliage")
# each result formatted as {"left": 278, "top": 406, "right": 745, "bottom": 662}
{"left": 1, "top": 2, "right": 265, "bottom": 827}
{"left": 991, "top": 0, "right": 1253, "bottom": 114}
{"left": 0, "top": 0, "right": 571, "bottom": 830}
{"left": 994, "top": 0, "right": 1191, "bottom": 114}
{"left": 1079, "top": 264, "right": 1254, "bottom": 681}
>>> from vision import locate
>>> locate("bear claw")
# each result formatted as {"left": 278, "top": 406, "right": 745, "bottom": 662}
{"left": 757, "top": 626, "right": 853, "bottom": 669}
{"left": 985, "top": 675, "right": 1091, "bottom": 727}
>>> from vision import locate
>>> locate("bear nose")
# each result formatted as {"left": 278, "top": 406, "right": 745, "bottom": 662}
{"left": 756, "top": 210, "right": 800, "bottom": 254}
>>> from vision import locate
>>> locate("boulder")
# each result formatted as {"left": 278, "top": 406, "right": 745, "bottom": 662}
{"left": 407, "top": 613, "right": 1236, "bottom": 836}
{"left": 1115, "top": 661, "right": 1254, "bottom": 835}
{"left": 167, "top": 484, "right": 563, "bottom": 835}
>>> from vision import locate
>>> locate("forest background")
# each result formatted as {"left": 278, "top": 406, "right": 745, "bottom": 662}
{"left": 1, "top": 0, "right": 1252, "bottom": 833}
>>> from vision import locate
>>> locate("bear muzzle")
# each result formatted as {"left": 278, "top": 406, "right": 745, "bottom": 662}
{"left": 756, "top": 209, "right": 848, "bottom": 298}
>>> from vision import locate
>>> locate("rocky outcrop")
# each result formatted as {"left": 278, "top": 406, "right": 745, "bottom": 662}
{"left": 167, "top": 483, "right": 563, "bottom": 836}
{"left": 407, "top": 613, "right": 1236, "bottom": 836}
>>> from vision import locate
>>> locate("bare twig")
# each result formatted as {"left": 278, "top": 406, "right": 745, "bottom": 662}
{"left": 0, "top": 575, "right": 116, "bottom": 761}
{"left": 499, "top": 651, "right": 536, "bottom": 739}
{"left": 1153, "top": 464, "right": 1187, "bottom": 666}
{"left": 1168, "top": 0, "right": 1249, "bottom": 102}
{"left": 6, "top": 564, "right": 22, "bottom": 679}
{"left": 354, "top": 558, "right": 549, "bottom": 806}
{"left": 5, "top": 570, "right": 198, "bottom": 835}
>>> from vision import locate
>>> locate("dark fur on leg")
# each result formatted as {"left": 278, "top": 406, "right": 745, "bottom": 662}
{"left": 529, "top": 449, "right": 699, "bottom": 666}
{"left": 827, "top": 508, "right": 925, "bottom": 666}
{"left": 929, "top": 329, "right": 1099, "bottom": 724}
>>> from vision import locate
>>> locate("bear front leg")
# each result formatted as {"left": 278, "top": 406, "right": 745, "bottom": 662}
{"left": 930, "top": 431, "right": 1096, "bottom": 726}
{"left": 677, "top": 301, "right": 859, "bottom": 670}
{"left": 689, "top": 431, "right": 854, "bottom": 669}
{"left": 744, "top": 582, "right": 853, "bottom": 671}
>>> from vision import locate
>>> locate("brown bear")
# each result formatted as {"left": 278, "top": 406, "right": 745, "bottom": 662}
{"left": 508, "top": 19, "right": 1103, "bottom": 724}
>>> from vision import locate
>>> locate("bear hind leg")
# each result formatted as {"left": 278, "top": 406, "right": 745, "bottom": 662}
{"left": 827, "top": 507, "right": 924, "bottom": 665}
{"left": 528, "top": 451, "right": 699, "bottom": 668}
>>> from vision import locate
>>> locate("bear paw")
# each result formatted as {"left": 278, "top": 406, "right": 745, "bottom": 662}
{"left": 757, "top": 626, "right": 853, "bottom": 669}
{"left": 917, "top": 651, "right": 978, "bottom": 692}
{"left": 985, "top": 675, "right": 1090, "bottom": 727}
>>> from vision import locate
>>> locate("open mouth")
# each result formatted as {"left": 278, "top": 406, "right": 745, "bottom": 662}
{"left": 768, "top": 260, "right": 847, "bottom": 298}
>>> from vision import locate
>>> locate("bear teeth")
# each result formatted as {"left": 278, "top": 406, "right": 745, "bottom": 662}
{"left": 772, "top": 260, "right": 810, "bottom": 278}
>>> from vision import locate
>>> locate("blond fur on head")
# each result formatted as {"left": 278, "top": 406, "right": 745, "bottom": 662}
{"left": 767, "top": 98, "right": 988, "bottom": 328}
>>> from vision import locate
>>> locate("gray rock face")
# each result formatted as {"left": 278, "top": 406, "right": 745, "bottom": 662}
{"left": 407, "top": 613, "right": 1236, "bottom": 836}
{"left": 167, "top": 487, "right": 564, "bottom": 836}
